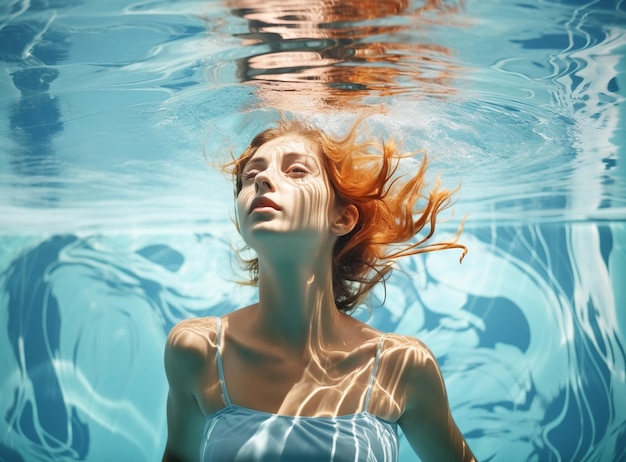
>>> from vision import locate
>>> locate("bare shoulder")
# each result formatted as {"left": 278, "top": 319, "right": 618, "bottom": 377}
{"left": 164, "top": 316, "right": 221, "bottom": 390}
{"left": 380, "top": 333, "right": 445, "bottom": 402}
{"left": 380, "top": 333, "right": 438, "bottom": 365}
{"left": 167, "top": 316, "right": 220, "bottom": 353}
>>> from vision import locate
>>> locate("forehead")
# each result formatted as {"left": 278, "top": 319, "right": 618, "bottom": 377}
{"left": 252, "top": 133, "right": 320, "bottom": 161}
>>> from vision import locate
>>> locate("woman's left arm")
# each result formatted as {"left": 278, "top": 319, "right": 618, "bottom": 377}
{"left": 397, "top": 340, "right": 476, "bottom": 462}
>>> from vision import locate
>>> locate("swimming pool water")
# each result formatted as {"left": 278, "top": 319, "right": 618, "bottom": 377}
{"left": 1, "top": 0, "right": 625, "bottom": 461}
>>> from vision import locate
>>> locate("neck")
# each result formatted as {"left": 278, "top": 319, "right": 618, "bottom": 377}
{"left": 253, "top": 251, "right": 345, "bottom": 353}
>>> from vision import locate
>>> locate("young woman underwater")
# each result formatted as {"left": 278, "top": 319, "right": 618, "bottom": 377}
{"left": 162, "top": 118, "right": 476, "bottom": 462}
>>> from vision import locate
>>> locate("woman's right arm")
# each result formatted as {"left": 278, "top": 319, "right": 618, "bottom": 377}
{"left": 162, "top": 320, "right": 210, "bottom": 462}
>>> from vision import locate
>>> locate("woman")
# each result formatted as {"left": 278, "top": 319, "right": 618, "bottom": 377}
{"left": 162, "top": 117, "right": 476, "bottom": 461}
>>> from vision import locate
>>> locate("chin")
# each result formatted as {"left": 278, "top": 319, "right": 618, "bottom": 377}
{"left": 244, "top": 226, "right": 324, "bottom": 249}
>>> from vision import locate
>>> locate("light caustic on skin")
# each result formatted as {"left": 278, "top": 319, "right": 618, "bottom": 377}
{"left": 167, "top": 311, "right": 414, "bottom": 421}
{"left": 236, "top": 134, "right": 342, "bottom": 255}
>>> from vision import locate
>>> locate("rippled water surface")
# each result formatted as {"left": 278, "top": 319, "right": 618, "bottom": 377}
{"left": 1, "top": 0, "right": 625, "bottom": 461}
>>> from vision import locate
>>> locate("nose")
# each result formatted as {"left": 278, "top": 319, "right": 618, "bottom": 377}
{"left": 254, "top": 169, "right": 275, "bottom": 193}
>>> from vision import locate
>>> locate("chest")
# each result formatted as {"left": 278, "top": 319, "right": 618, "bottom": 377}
{"left": 196, "top": 339, "right": 404, "bottom": 421}
{"left": 231, "top": 353, "right": 369, "bottom": 413}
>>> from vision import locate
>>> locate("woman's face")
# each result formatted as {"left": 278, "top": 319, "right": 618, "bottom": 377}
{"left": 236, "top": 133, "right": 338, "bottom": 251}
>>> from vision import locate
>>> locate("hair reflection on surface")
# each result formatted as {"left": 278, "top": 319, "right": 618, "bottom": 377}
{"left": 223, "top": 0, "right": 466, "bottom": 110}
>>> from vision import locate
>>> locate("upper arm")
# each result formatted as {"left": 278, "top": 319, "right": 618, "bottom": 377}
{"left": 397, "top": 340, "right": 476, "bottom": 462}
{"left": 162, "top": 319, "right": 214, "bottom": 462}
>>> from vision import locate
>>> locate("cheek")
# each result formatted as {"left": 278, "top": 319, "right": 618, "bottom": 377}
{"left": 294, "top": 182, "right": 334, "bottom": 230}
{"left": 236, "top": 188, "right": 253, "bottom": 222}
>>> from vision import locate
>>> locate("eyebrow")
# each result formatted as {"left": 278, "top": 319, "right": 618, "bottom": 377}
{"left": 283, "top": 152, "right": 316, "bottom": 162}
{"left": 243, "top": 152, "right": 318, "bottom": 171}
{"left": 241, "top": 157, "right": 266, "bottom": 174}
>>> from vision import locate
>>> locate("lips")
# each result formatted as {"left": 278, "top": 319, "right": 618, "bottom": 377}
{"left": 249, "top": 196, "right": 281, "bottom": 213}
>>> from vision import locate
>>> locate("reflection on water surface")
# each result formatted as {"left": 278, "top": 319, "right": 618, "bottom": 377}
{"left": 221, "top": 0, "right": 466, "bottom": 109}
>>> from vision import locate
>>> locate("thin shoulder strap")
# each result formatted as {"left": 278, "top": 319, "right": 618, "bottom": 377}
{"left": 215, "top": 317, "right": 232, "bottom": 406}
{"left": 363, "top": 334, "right": 386, "bottom": 413}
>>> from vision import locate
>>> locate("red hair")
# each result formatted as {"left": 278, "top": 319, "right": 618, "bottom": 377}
{"left": 224, "top": 117, "right": 467, "bottom": 313}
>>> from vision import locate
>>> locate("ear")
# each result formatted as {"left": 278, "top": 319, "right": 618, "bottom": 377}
{"left": 331, "top": 204, "right": 359, "bottom": 237}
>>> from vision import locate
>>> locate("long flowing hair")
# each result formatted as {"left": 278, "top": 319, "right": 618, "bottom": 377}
{"left": 224, "top": 117, "right": 467, "bottom": 313}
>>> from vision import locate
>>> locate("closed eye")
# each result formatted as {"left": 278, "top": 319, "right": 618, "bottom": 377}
{"left": 286, "top": 164, "right": 309, "bottom": 177}
{"left": 242, "top": 169, "right": 259, "bottom": 182}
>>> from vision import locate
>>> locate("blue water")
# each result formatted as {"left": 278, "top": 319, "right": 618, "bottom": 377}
{"left": 1, "top": 0, "right": 625, "bottom": 461}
